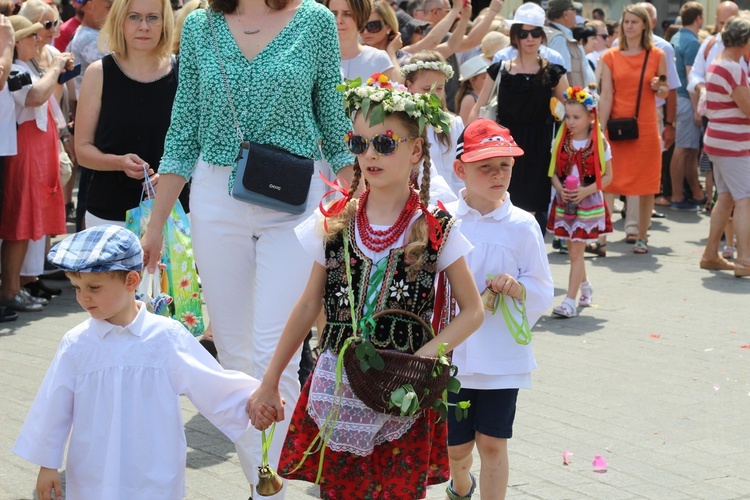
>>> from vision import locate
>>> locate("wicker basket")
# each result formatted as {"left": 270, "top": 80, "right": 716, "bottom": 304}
{"left": 343, "top": 309, "right": 450, "bottom": 416}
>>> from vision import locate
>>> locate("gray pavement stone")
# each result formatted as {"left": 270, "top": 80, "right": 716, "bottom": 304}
{"left": 1, "top": 208, "right": 748, "bottom": 499}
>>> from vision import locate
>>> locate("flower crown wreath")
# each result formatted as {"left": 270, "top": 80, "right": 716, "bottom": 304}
{"left": 400, "top": 60, "right": 455, "bottom": 80}
{"left": 337, "top": 73, "right": 451, "bottom": 135}
{"left": 564, "top": 86, "right": 598, "bottom": 111}
{"left": 322, "top": 74, "right": 448, "bottom": 249}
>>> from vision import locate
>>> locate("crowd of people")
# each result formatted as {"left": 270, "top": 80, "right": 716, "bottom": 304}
{"left": 3, "top": 0, "right": 750, "bottom": 498}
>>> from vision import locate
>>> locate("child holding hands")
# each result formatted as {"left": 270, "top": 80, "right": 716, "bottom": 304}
{"left": 13, "top": 225, "right": 264, "bottom": 500}
{"left": 247, "top": 75, "right": 484, "bottom": 500}
{"left": 547, "top": 87, "right": 613, "bottom": 318}
{"left": 444, "top": 119, "right": 554, "bottom": 500}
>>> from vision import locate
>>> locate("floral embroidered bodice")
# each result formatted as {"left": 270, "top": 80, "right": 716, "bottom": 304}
{"left": 319, "top": 209, "right": 455, "bottom": 354}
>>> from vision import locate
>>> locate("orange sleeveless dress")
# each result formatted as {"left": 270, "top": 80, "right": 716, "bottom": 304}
{"left": 602, "top": 47, "right": 663, "bottom": 196}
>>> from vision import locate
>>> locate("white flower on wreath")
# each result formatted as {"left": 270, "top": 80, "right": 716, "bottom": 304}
{"left": 335, "top": 286, "right": 350, "bottom": 307}
{"left": 389, "top": 280, "right": 410, "bottom": 301}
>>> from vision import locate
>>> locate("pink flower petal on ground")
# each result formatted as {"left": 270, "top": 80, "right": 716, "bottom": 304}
{"left": 650, "top": 334, "right": 661, "bottom": 339}
{"left": 592, "top": 455, "right": 608, "bottom": 471}
{"left": 740, "top": 345, "right": 750, "bottom": 349}
{"left": 713, "top": 384, "right": 721, "bottom": 390}
{"left": 563, "top": 451, "right": 573, "bottom": 465}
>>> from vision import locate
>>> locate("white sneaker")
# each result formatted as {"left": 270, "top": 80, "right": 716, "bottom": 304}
{"left": 579, "top": 282, "right": 593, "bottom": 307}
{"left": 552, "top": 301, "right": 577, "bottom": 318}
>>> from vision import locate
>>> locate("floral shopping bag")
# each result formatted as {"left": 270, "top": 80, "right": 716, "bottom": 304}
{"left": 126, "top": 174, "right": 205, "bottom": 336}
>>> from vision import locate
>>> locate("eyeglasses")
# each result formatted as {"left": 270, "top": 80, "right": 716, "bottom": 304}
{"left": 126, "top": 14, "right": 163, "bottom": 26}
{"left": 596, "top": 33, "right": 609, "bottom": 40}
{"left": 518, "top": 27, "right": 544, "bottom": 40}
{"left": 360, "top": 20, "right": 383, "bottom": 34}
{"left": 42, "top": 19, "right": 60, "bottom": 30}
{"left": 345, "top": 132, "right": 416, "bottom": 156}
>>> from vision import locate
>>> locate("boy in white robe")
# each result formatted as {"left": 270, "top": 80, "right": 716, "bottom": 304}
{"left": 13, "top": 225, "right": 264, "bottom": 500}
{"left": 444, "top": 120, "right": 554, "bottom": 500}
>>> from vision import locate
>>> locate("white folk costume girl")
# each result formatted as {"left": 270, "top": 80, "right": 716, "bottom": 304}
{"left": 402, "top": 53, "right": 466, "bottom": 199}
{"left": 247, "top": 75, "right": 484, "bottom": 500}
{"left": 547, "top": 87, "right": 613, "bottom": 318}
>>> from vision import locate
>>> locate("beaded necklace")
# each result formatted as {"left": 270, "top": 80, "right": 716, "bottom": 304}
{"left": 356, "top": 189, "right": 419, "bottom": 252}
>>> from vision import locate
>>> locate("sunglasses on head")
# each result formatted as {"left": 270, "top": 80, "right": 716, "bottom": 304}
{"left": 360, "top": 20, "right": 384, "bottom": 34}
{"left": 345, "top": 132, "right": 416, "bottom": 156}
{"left": 596, "top": 33, "right": 609, "bottom": 40}
{"left": 518, "top": 27, "right": 544, "bottom": 40}
{"left": 43, "top": 19, "right": 60, "bottom": 30}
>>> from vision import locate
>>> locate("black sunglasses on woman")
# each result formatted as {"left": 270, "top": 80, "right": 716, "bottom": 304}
{"left": 360, "top": 20, "right": 384, "bottom": 34}
{"left": 518, "top": 27, "right": 544, "bottom": 39}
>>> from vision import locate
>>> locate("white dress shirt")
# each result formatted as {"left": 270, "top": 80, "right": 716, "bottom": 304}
{"left": 13, "top": 302, "right": 259, "bottom": 500}
{"left": 428, "top": 113, "right": 465, "bottom": 198}
{"left": 445, "top": 192, "right": 554, "bottom": 390}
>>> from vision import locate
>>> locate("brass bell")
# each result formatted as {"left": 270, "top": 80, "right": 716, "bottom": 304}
{"left": 256, "top": 465, "right": 284, "bottom": 497}
{"left": 480, "top": 287, "right": 499, "bottom": 312}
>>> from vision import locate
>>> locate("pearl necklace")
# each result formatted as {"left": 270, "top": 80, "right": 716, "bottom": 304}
{"left": 356, "top": 189, "right": 419, "bottom": 252}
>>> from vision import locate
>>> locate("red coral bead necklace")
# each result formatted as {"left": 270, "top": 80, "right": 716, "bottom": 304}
{"left": 356, "top": 189, "right": 419, "bottom": 252}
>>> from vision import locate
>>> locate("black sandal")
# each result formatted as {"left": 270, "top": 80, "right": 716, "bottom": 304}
{"left": 585, "top": 242, "right": 606, "bottom": 257}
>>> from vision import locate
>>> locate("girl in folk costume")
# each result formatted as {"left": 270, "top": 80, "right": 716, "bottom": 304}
{"left": 247, "top": 75, "right": 484, "bottom": 499}
{"left": 403, "top": 51, "right": 466, "bottom": 198}
{"left": 547, "top": 87, "right": 614, "bottom": 319}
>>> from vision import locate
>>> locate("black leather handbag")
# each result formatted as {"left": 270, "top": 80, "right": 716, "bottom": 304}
{"left": 232, "top": 142, "right": 313, "bottom": 214}
{"left": 207, "top": 9, "right": 313, "bottom": 214}
{"left": 607, "top": 50, "right": 650, "bottom": 142}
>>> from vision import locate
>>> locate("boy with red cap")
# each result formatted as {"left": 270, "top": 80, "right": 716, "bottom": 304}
{"left": 443, "top": 119, "right": 554, "bottom": 500}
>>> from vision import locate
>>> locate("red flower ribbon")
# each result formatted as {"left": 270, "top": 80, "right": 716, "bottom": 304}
{"left": 408, "top": 197, "right": 443, "bottom": 251}
{"left": 318, "top": 172, "right": 352, "bottom": 230}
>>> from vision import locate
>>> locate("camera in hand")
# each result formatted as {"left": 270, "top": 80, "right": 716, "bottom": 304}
{"left": 7, "top": 70, "right": 32, "bottom": 92}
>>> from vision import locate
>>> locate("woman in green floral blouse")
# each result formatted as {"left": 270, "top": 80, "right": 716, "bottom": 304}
{"left": 140, "top": 0, "right": 353, "bottom": 495}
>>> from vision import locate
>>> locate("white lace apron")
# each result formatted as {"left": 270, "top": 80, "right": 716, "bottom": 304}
{"left": 307, "top": 349, "right": 419, "bottom": 456}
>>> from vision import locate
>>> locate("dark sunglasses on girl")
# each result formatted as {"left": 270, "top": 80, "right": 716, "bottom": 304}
{"left": 413, "top": 25, "right": 427, "bottom": 35}
{"left": 43, "top": 19, "right": 60, "bottom": 30}
{"left": 518, "top": 27, "right": 544, "bottom": 39}
{"left": 361, "top": 20, "right": 383, "bottom": 34}
{"left": 345, "top": 131, "right": 415, "bottom": 156}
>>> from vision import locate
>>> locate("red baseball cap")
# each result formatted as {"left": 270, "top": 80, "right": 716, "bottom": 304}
{"left": 455, "top": 119, "right": 524, "bottom": 162}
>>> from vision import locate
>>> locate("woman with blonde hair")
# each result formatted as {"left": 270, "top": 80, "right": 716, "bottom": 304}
{"left": 325, "top": 0, "right": 395, "bottom": 81}
{"left": 598, "top": 4, "right": 668, "bottom": 254}
{"left": 360, "top": 0, "right": 408, "bottom": 72}
{"left": 75, "top": 0, "right": 189, "bottom": 229}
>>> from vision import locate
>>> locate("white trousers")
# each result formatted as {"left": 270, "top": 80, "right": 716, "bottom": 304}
{"left": 189, "top": 159, "right": 323, "bottom": 492}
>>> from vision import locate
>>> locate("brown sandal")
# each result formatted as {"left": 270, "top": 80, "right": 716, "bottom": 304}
{"left": 585, "top": 242, "right": 606, "bottom": 257}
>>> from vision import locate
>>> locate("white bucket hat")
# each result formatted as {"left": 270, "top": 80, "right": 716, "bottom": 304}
{"left": 459, "top": 56, "right": 489, "bottom": 82}
{"left": 504, "top": 3, "right": 546, "bottom": 28}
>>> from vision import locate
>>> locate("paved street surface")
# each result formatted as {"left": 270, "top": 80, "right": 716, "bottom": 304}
{"left": 1, "top": 208, "right": 748, "bottom": 499}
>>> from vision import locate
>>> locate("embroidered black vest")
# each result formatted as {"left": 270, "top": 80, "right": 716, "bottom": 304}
{"left": 320, "top": 208, "right": 455, "bottom": 354}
